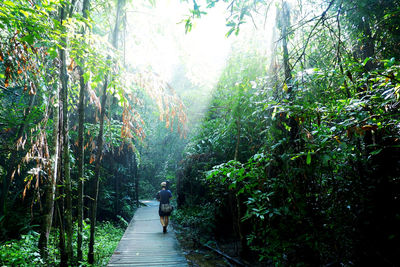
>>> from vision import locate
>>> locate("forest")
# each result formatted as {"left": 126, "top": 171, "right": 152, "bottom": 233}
{"left": 0, "top": 0, "right": 399, "bottom": 266}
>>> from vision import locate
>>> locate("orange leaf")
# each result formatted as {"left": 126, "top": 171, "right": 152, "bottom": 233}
{"left": 89, "top": 155, "right": 95, "bottom": 164}
{"left": 68, "top": 58, "right": 74, "bottom": 71}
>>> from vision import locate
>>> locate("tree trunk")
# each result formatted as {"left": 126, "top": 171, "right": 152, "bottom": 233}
{"left": 133, "top": 153, "right": 139, "bottom": 207}
{"left": 38, "top": 90, "right": 59, "bottom": 260}
{"left": 76, "top": 0, "right": 90, "bottom": 262}
{"left": 88, "top": 75, "right": 108, "bottom": 264}
{"left": 57, "top": 198, "right": 67, "bottom": 267}
{"left": 281, "top": 1, "right": 292, "bottom": 85}
{"left": 56, "top": 19, "right": 67, "bottom": 263}
{"left": 114, "top": 158, "right": 120, "bottom": 215}
{"left": 234, "top": 118, "right": 240, "bottom": 161}
{"left": 88, "top": 1, "right": 125, "bottom": 263}
{"left": 280, "top": 1, "right": 299, "bottom": 144}
{"left": 361, "top": 21, "right": 375, "bottom": 71}
{"left": 59, "top": 3, "right": 73, "bottom": 263}
{"left": 235, "top": 193, "right": 248, "bottom": 256}
{"left": 76, "top": 68, "right": 85, "bottom": 262}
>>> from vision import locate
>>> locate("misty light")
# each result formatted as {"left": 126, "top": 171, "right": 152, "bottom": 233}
{"left": 124, "top": 0, "right": 233, "bottom": 91}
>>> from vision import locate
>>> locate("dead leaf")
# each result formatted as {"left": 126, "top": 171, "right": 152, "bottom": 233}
{"left": 89, "top": 155, "right": 95, "bottom": 164}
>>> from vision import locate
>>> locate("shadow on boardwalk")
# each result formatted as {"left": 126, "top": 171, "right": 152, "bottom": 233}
{"left": 108, "top": 200, "right": 188, "bottom": 266}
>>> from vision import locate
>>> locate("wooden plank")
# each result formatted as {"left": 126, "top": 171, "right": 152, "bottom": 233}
{"left": 108, "top": 200, "right": 188, "bottom": 267}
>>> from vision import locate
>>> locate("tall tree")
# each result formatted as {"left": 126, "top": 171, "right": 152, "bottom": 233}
{"left": 38, "top": 86, "right": 59, "bottom": 260}
{"left": 58, "top": 1, "right": 74, "bottom": 263}
{"left": 280, "top": 1, "right": 291, "bottom": 85}
{"left": 76, "top": 0, "right": 90, "bottom": 262}
{"left": 133, "top": 153, "right": 139, "bottom": 207}
{"left": 88, "top": 0, "right": 126, "bottom": 263}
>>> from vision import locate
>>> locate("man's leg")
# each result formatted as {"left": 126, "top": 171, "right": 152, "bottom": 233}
{"left": 160, "top": 216, "right": 167, "bottom": 233}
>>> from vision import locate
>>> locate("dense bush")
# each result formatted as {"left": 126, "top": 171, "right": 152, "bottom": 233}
{"left": 178, "top": 56, "right": 400, "bottom": 264}
{"left": 173, "top": 202, "right": 217, "bottom": 240}
{"left": 176, "top": 1, "right": 400, "bottom": 263}
{"left": 0, "top": 221, "right": 124, "bottom": 266}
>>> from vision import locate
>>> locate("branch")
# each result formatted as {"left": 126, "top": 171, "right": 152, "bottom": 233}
{"left": 291, "top": 0, "right": 336, "bottom": 70}
{"left": 249, "top": 12, "right": 258, "bottom": 29}
{"left": 275, "top": 13, "right": 337, "bottom": 44}
{"left": 69, "top": 0, "right": 78, "bottom": 17}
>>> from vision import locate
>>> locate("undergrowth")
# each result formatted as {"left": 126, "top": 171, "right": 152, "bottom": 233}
{"left": 0, "top": 220, "right": 124, "bottom": 266}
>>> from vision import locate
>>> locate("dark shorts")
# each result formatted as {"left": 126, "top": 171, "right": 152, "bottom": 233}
{"left": 159, "top": 205, "right": 171, "bottom": 217}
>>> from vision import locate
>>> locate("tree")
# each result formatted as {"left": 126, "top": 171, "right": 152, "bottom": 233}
{"left": 88, "top": 0, "right": 125, "bottom": 263}
{"left": 76, "top": 0, "right": 90, "bottom": 261}
{"left": 177, "top": 0, "right": 400, "bottom": 265}
{"left": 58, "top": 2, "right": 74, "bottom": 263}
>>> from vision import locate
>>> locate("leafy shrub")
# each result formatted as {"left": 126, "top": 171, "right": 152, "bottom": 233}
{"left": 0, "top": 231, "right": 44, "bottom": 266}
{"left": 0, "top": 221, "right": 125, "bottom": 266}
{"left": 92, "top": 221, "right": 124, "bottom": 266}
{"left": 173, "top": 203, "right": 216, "bottom": 241}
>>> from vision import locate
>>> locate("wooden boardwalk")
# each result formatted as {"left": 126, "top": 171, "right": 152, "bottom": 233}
{"left": 108, "top": 200, "right": 188, "bottom": 267}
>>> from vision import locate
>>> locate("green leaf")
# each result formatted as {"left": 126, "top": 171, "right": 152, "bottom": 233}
{"left": 48, "top": 46, "right": 58, "bottom": 58}
{"left": 4, "top": 1, "right": 16, "bottom": 7}
{"left": 229, "top": 181, "right": 236, "bottom": 189}
{"left": 83, "top": 71, "right": 90, "bottom": 83}
{"left": 362, "top": 57, "right": 370, "bottom": 66}
{"left": 306, "top": 151, "right": 311, "bottom": 165}
{"left": 21, "top": 34, "right": 34, "bottom": 45}
{"left": 184, "top": 19, "right": 192, "bottom": 33}
{"left": 271, "top": 106, "right": 277, "bottom": 120}
{"left": 225, "top": 27, "right": 235, "bottom": 37}
{"left": 370, "top": 148, "right": 382, "bottom": 156}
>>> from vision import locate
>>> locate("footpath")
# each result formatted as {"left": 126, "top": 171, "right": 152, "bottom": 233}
{"left": 108, "top": 200, "right": 188, "bottom": 266}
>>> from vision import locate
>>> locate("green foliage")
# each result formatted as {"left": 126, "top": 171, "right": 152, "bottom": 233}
{"left": 173, "top": 202, "right": 216, "bottom": 240}
{"left": 184, "top": 0, "right": 265, "bottom": 36}
{"left": 177, "top": 1, "right": 400, "bottom": 265}
{"left": 0, "top": 231, "right": 44, "bottom": 266}
{"left": 91, "top": 221, "right": 124, "bottom": 266}
{"left": 1, "top": 0, "right": 400, "bottom": 265}
{"left": 0, "top": 221, "right": 124, "bottom": 266}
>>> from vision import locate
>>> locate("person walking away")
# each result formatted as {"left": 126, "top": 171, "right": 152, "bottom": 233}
{"left": 156, "top": 182, "right": 172, "bottom": 233}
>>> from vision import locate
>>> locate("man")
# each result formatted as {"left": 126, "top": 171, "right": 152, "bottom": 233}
{"left": 156, "top": 182, "right": 172, "bottom": 233}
